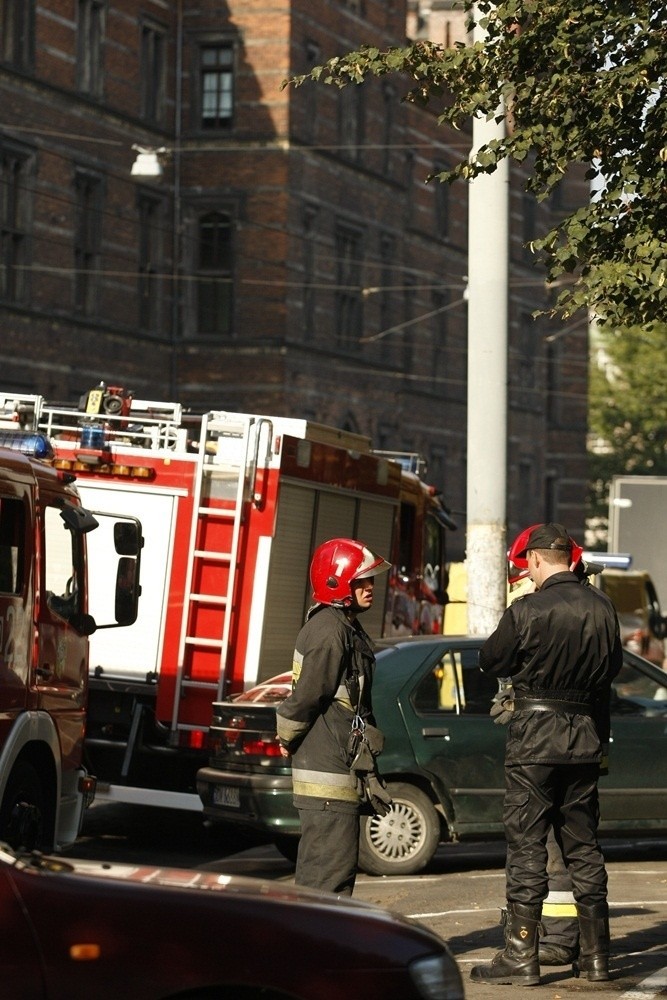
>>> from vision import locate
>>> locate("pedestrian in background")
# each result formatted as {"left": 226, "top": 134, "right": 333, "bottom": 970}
{"left": 276, "top": 538, "right": 390, "bottom": 896}
{"left": 471, "top": 523, "right": 623, "bottom": 986}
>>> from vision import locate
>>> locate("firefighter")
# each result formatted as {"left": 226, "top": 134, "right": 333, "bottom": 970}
{"left": 275, "top": 538, "right": 391, "bottom": 896}
{"left": 470, "top": 522, "right": 623, "bottom": 986}
{"left": 495, "top": 530, "right": 595, "bottom": 967}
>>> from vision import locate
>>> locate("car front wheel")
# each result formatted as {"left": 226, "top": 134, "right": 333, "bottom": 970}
{"left": 358, "top": 781, "right": 441, "bottom": 876}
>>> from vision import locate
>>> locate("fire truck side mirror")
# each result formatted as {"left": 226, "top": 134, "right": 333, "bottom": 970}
{"left": 115, "top": 556, "right": 140, "bottom": 626}
{"left": 113, "top": 521, "right": 142, "bottom": 556}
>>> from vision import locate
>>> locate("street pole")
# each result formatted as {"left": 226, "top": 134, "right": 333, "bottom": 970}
{"left": 466, "top": 3, "right": 509, "bottom": 636}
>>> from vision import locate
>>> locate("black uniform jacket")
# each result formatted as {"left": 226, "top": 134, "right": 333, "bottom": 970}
{"left": 276, "top": 604, "right": 376, "bottom": 810}
{"left": 480, "top": 572, "right": 623, "bottom": 766}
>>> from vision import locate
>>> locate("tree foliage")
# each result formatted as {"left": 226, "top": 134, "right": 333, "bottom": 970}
{"left": 289, "top": 1, "right": 667, "bottom": 328}
{"left": 588, "top": 321, "right": 667, "bottom": 534}
{"left": 590, "top": 322, "right": 667, "bottom": 475}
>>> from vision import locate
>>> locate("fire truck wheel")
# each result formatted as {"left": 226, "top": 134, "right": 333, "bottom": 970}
{"left": 273, "top": 834, "right": 299, "bottom": 866}
{"left": 0, "top": 760, "right": 48, "bottom": 853}
{"left": 358, "top": 781, "right": 441, "bottom": 876}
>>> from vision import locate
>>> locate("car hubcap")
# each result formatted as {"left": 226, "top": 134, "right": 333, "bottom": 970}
{"left": 367, "top": 800, "right": 425, "bottom": 861}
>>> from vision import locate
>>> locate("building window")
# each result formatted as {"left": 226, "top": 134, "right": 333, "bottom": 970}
{"left": 335, "top": 225, "right": 363, "bottom": 350}
{"left": 0, "top": 0, "right": 34, "bottom": 71}
{"left": 519, "top": 460, "right": 532, "bottom": 507}
{"left": 0, "top": 144, "right": 31, "bottom": 304}
{"left": 404, "top": 151, "right": 415, "bottom": 224}
{"left": 73, "top": 171, "right": 102, "bottom": 316}
{"left": 379, "top": 233, "right": 394, "bottom": 337}
{"left": 338, "top": 83, "right": 364, "bottom": 163}
{"left": 519, "top": 311, "right": 537, "bottom": 389}
{"left": 302, "top": 41, "right": 320, "bottom": 144}
{"left": 522, "top": 192, "right": 536, "bottom": 263}
{"left": 137, "top": 192, "right": 164, "bottom": 332}
{"left": 546, "top": 338, "right": 561, "bottom": 425}
{"left": 545, "top": 472, "right": 558, "bottom": 523}
{"left": 402, "top": 279, "right": 415, "bottom": 374}
{"left": 432, "top": 289, "right": 450, "bottom": 383}
{"left": 141, "top": 21, "right": 166, "bottom": 124}
{"left": 196, "top": 210, "right": 233, "bottom": 336}
{"left": 382, "top": 85, "right": 395, "bottom": 178}
{"left": 434, "top": 163, "right": 449, "bottom": 240}
{"left": 302, "top": 205, "right": 318, "bottom": 340}
{"left": 200, "top": 44, "right": 234, "bottom": 130}
{"left": 77, "top": 0, "right": 105, "bottom": 97}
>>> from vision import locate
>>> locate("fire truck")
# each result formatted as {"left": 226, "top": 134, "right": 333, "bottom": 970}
{"left": 0, "top": 384, "right": 455, "bottom": 812}
{"left": 0, "top": 428, "right": 142, "bottom": 852}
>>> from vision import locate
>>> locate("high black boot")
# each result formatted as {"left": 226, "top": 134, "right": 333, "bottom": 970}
{"left": 575, "top": 902, "right": 610, "bottom": 981}
{"left": 470, "top": 902, "right": 541, "bottom": 986}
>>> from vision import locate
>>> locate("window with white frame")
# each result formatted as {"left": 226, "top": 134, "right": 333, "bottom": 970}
{"left": 200, "top": 44, "right": 234, "bottom": 130}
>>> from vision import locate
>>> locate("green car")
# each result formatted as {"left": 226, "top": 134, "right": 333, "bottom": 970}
{"left": 196, "top": 636, "right": 667, "bottom": 876}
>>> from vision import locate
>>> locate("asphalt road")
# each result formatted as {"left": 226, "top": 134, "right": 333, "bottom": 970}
{"left": 64, "top": 804, "right": 667, "bottom": 999}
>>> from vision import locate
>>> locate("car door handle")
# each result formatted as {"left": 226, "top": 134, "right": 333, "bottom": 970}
{"left": 422, "top": 727, "right": 450, "bottom": 740}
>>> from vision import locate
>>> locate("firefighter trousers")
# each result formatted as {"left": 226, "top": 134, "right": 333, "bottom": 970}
{"left": 295, "top": 801, "right": 360, "bottom": 896}
{"left": 504, "top": 762, "right": 607, "bottom": 909}
{"left": 543, "top": 826, "right": 579, "bottom": 950}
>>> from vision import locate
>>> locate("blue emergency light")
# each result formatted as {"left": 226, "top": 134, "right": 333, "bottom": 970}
{"left": 0, "top": 430, "right": 55, "bottom": 459}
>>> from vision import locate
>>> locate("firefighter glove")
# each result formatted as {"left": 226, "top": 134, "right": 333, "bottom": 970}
{"left": 490, "top": 690, "right": 514, "bottom": 725}
{"left": 362, "top": 773, "right": 393, "bottom": 817}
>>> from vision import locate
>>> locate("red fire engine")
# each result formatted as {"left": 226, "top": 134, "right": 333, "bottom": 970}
{"left": 0, "top": 384, "right": 455, "bottom": 811}
{"left": 0, "top": 426, "right": 142, "bottom": 851}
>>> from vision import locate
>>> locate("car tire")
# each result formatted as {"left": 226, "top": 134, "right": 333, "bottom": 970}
{"left": 0, "top": 760, "right": 48, "bottom": 852}
{"left": 273, "top": 834, "right": 299, "bottom": 866}
{"left": 358, "top": 781, "right": 440, "bottom": 876}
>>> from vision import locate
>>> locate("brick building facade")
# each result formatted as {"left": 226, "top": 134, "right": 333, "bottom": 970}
{"left": 0, "top": 0, "right": 589, "bottom": 556}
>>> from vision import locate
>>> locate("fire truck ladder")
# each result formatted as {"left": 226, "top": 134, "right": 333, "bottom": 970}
{"left": 171, "top": 412, "right": 272, "bottom": 738}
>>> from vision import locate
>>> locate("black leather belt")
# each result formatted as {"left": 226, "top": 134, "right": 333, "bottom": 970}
{"left": 514, "top": 697, "right": 592, "bottom": 716}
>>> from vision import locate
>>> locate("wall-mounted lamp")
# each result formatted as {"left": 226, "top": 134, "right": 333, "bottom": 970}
{"left": 130, "top": 144, "right": 170, "bottom": 180}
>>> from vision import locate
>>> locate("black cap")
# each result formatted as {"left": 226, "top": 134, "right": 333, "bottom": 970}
{"left": 514, "top": 522, "right": 572, "bottom": 559}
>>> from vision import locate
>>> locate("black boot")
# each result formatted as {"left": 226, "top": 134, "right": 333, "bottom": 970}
{"left": 575, "top": 902, "right": 610, "bottom": 981}
{"left": 470, "top": 902, "right": 541, "bottom": 986}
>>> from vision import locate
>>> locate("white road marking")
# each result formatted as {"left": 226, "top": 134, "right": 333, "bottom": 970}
{"left": 619, "top": 967, "right": 667, "bottom": 999}
{"left": 405, "top": 900, "right": 667, "bottom": 920}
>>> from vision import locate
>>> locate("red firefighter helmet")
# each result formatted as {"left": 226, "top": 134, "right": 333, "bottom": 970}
{"left": 310, "top": 538, "right": 391, "bottom": 607}
{"left": 507, "top": 523, "right": 584, "bottom": 584}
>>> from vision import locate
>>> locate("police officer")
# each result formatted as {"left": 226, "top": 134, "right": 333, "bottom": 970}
{"left": 470, "top": 523, "right": 623, "bottom": 986}
{"left": 276, "top": 537, "right": 390, "bottom": 896}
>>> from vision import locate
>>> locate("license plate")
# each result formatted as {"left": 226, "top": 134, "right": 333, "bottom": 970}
{"left": 213, "top": 784, "right": 240, "bottom": 809}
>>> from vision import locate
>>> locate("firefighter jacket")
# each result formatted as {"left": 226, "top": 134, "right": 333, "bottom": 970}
{"left": 479, "top": 571, "right": 623, "bottom": 766}
{"left": 276, "top": 604, "right": 376, "bottom": 810}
